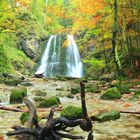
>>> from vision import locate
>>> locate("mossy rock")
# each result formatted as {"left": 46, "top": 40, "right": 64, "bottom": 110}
{"left": 100, "top": 87, "right": 121, "bottom": 100}
{"left": 20, "top": 112, "right": 29, "bottom": 125}
{"left": 34, "top": 90, "right": 47, "bottom": 96}
{"left": 38, "top": 96, "right": 60, "bottom": 108}
{"left": 4, "top": 79, "right": 22, "bottom": 86}
{"left": 61, "top": 105, "right": 83, "bottom": 120}
{"left": 118, "top": 85, "right": 130, "bottom": 94}
{"left": 86, "top": 84, "right": 100, "bottom": 93}
{"left": 71, "top": 87, "right": 80, "bottom": 94}
{"left": 130, "top": 90, "right": 140, "bottom": 101}
{"left": 10, "top": 87, "right": 27, "bottom": 104}
{"left": 91, "top": 110, "right": 120, "bottom": 122}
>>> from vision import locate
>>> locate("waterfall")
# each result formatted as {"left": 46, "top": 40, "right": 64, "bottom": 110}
{"left": 35, "top": 35, "right": 54, "bottom": 76}
{"left": 66, "top": 35, "right": 83, "bottom": 78}
{"left": 35, "top": 34, "right": 83, "bottom": 78}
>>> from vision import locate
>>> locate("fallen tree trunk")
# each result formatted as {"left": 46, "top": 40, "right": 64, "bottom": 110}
{"left": 120, "top": 110, "right": 140, "bottom": 114}
{"left": 0, "top": 106, "right": 23, "bottom": 112}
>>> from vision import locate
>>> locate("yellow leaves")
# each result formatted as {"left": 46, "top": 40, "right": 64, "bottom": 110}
{"left": 62, "top": 39, "right": 68, "bottom": 48}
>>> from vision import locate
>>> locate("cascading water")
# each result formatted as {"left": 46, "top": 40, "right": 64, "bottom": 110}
{"left": 66, "top": 35, "right": 83, "bottom": 78}
{"left": 35, "top": 34, "right": 83, "bottom": 78}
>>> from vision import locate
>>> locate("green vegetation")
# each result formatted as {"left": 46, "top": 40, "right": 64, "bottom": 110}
{"left": 10, "top": 87, "right": 27, "bottom": 104}
{"left": 91, "top": 110, "right": 120, "bottom": 122}
{"left": 38, "top": 96, "right": 60, "bottom": 108}
{"left": 61, "top": 105, "right": 83, "bottom": 120}
{"left": 20, "top": 112, "right": 29, "bottom": 125}
{"left": 100, "top": 87, "right": 121, "bottom": 100}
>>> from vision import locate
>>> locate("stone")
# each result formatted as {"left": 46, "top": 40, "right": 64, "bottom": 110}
{"left": 118, "top": 85, "right": 130, "bottom": 94}
{"left": 130, "top": 90, "right": 140, "bottom": 101}
{"left": 60, "top": 105, "right": 83, "bottom": 120}
{"left": 20, "top": 82, "right": 33, "bottom": 86}
{"left": 86, "top": 84, "right": 100, "bottom": 93}
{"left": 10, "top": 87, "right": 27, "bottom": 104}
{"left": 71, "top": 87, "right": 80, "bottom": 94}
{"left": 100, "top": 87, "right": 121, "bottom": 100}
{"left": 38, "top": 96, "right": 60, "bottom": 108}
{"left": 67, "top": 94, "right": 74, "bottom": 98}
{"left": 56, "top": 87, "right": 65, "bottom": 91}
{"left": 91, "top": 110, "right": 120, "bottom": 122}
{"left": 34, "top": 90, "right": 47, "bottom": 96}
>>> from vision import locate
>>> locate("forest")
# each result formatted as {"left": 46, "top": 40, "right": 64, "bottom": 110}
{"left": 0, "top": 0, "right": 140, "bottom": 140}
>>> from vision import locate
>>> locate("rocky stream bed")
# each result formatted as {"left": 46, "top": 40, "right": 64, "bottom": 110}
{"left": 0, "top": 78, "right": 140, "bottom": 140}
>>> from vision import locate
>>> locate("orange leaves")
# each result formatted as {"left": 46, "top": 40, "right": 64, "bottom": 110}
{"left": 123, "top": 103, "right": 132, "bottom": 108}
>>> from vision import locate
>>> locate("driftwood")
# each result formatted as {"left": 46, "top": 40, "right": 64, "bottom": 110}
{"left": 120, "top": 110, "right": 140, "bottom": 114}
{"left": 0, "top": 106, "right": 23, "bottom": 112}
{"left": 7, "top": 81, "right": 93, "bottom": 140}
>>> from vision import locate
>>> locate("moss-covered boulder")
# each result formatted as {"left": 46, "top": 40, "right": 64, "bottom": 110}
{"left": 130, "top": 90, "right": 140, "bottom": 101}
{"left": 91, "top": 110, "right": 120, "bottom": 122}
{"left": 34, "top": 90, "right": 47, "bottom": 96}
{"left": 61, "top": 105, "right": 83, "bottom": 120}
{"left": 100, "top": 87, "right": 121, "bottom": 100}
{"left": 10, "top": 87, "right": 27, "bottom": 104}
{"left": 118, "top": 85, "right": 130, "bottom": 94}
{"left": 38, "top": 96, "right": 60, "bottom": 108}
{"left": 86, "top": 84, "right": 100, "bottom": 93}
{"left": 20, "top": 112, "right": 29, "bottom": 125}
{"left": 71, "top": 87, "right": 80, "bottom": 94}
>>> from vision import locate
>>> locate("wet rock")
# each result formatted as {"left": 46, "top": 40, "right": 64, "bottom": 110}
{"left": 86, "top": 84, "right": 100, "bottom": 93}
{"left": 67, "top": 94, "right": 74, "bottom": 98}
{"left": 34, "top": 97, "right": 44, "bottom": 102}
{"left": 71, "top": 86, "right": 80, "bottom": 94}
{"left": 56, "top": 87, "right": 64, "bottom": 91}
{"left": 100, "top": 87, "right": 121, "bottom": 100}
{"left": 20, "top": 82, "right": 33, "bottom": 87}
{"left": 91, "top": 110, "right": 120, "bottom": 122}
{"left": 61, "top": 105, "right": 83, "bottom": 120}
{"left": 118, "top": 85, "right": 131, "bottom": 94}
{"left": 10, "top": 87, "right": 27, "bottom": 104}
{"left": 20, "top": 38, "right": 40, "bottom": 60}
{"left": 129, "top": 90, "right": 140, "bottom": 101}
{"left": 100, "top": 72, "right": 116, "bottom": 82}
{"left": 34, "top": 90, "right": 47, "bottom": 96}
{"left": 38, "top": 96, "right": 60, "bottom": 108}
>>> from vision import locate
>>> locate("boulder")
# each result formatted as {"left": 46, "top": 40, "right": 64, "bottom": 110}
{"left": 38, "top": 96, "right": 60, "bottom": 108}
{"left": 130, "top": 90, "right": 140, "bottom": 101}
{"left": 91, "top": 110, "right": 120, "bottom": 122}
{"left": 118, "top": 85, "right": 130, "bottom": 94}
{"left": 71, "top": 87, "right": 80, "bottom": 94}
{"left": 10, "top": 87, "right": 27, "bottom": 104}
{"left": 60, "top": 105, "right": 83, "bottom": 120}
{"left": 100, "top": 87, "right": 121, "bottom": 100}
{"left": 20, "top": 82, "right": 33, "bottom": 87}
{"left": 34, "top": 90, "right": 47, "bottom": 96}
{"left": 86, "top": 84, "right": 100, "bottom": 93}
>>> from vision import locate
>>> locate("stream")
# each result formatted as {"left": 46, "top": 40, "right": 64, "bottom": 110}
{"left": 0, "top": 78, "right": 140, "bottom": 140}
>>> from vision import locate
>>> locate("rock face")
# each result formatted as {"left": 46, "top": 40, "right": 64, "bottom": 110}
{"left": 91, "top": 110, "right": 120, "bottom": 122}
{"left": 20, "top": 38, "right": 40, "bottom": 60}
{"left": 38, "top": 96, "right": 60, "bottom": 108}
{"left": 10, "top": 87, "right": 27, "bottom": 104}
{"left": 100, "top": 87, "right": 121, "bottom": 100}
{"left": 61, "top": 105, "right": 83, "bottom": 120}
